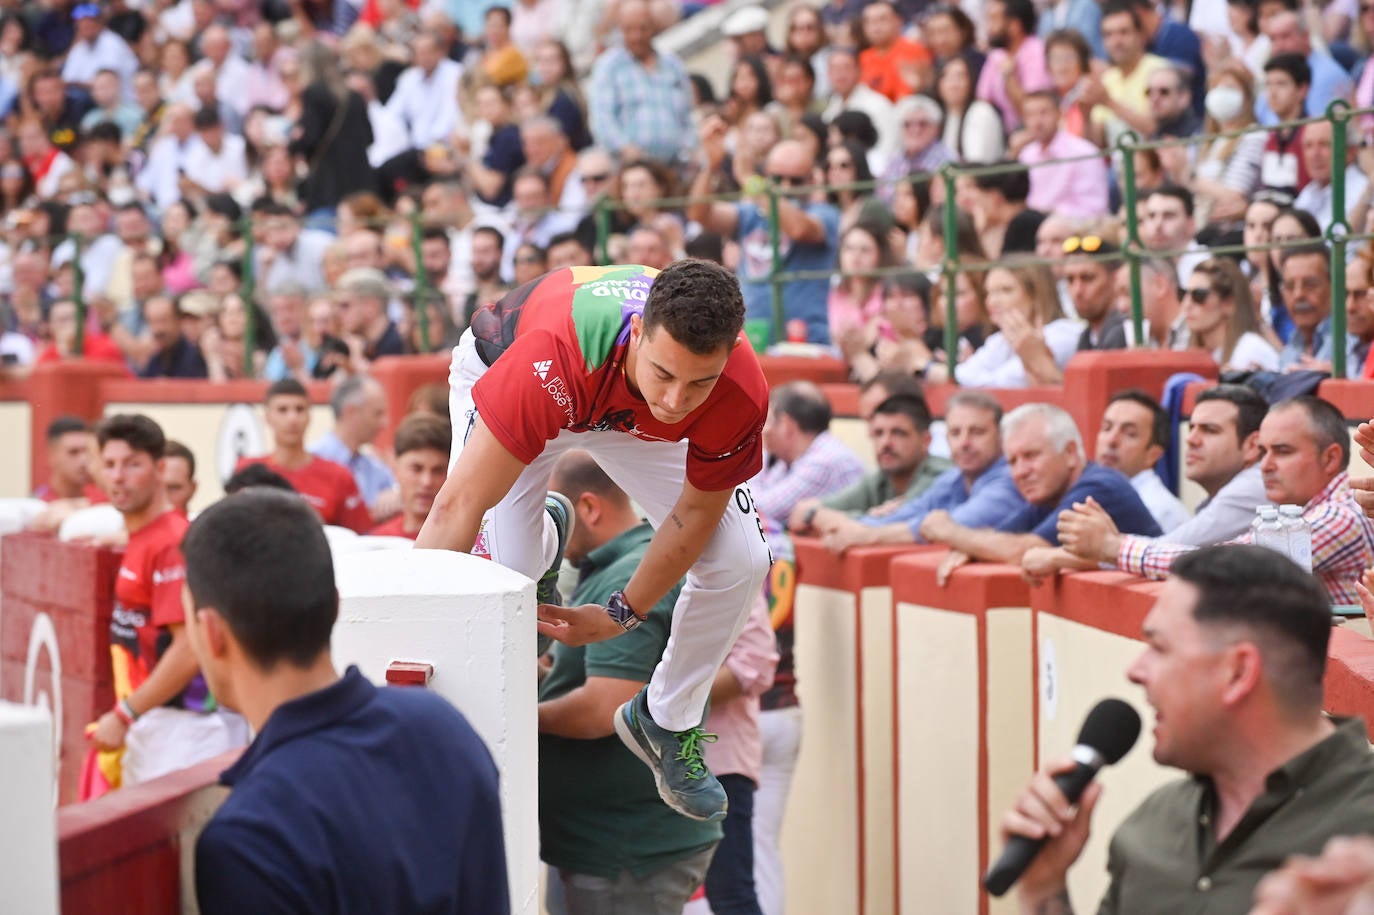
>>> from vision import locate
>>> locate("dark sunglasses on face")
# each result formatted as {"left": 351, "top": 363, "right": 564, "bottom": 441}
{"left": 769, "top": 174, "right": 808, "bottom": 187}
{"left": 1184, "top": 287, "right": 1213, "bottom": 303}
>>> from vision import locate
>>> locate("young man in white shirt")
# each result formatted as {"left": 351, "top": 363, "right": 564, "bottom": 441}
{"left": 1094, "top": 389, "right": 1190, "bottom": 533}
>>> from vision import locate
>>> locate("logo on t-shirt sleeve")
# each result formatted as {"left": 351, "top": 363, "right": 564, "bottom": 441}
{"left": 533, "top": 360, "right": 552, "bottom": 381}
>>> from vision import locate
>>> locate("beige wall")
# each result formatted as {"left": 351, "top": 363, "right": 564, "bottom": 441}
{"left": 0, "top": 402, "right": 32, "bottom": 497}
{"left": 859, "top": 586, "right": 896, "bottom": 915}
{"left": 104, "top": 402, "right": 334, "bottom": 513}
{"left": 1036, "top": 616, "right": 1173, "bottom": 911}
{"left": 788, "top": 584, "right": 861, "bottom": 915}
{"left": 895, "top": 602, "right": 981, "bottom": 915}
{"left": 985, "top": 608, "right": 1035, "bottom": 915}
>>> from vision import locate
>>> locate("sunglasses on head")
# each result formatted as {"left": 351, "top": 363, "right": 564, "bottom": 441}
{"left": 1062, "top": 235, "right": 1105, "bottom": 254}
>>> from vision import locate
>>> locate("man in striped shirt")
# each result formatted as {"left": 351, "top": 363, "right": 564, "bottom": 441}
{"left": 1065, "top": 396, "right": 1374, "bottom": 604}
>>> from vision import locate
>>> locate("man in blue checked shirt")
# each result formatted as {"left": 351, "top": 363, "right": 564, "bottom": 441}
{"left": 587, "top": 0, "right": 695, "bottom": 165}
{"left": 309, "top": 375, "right": 398, "bottom": 521}
{"left": 816, "top": 390, "right": 1025, "bottom": 553}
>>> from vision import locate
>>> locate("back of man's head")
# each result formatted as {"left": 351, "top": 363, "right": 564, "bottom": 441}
{"left": 772, "top": 380, "right": 832, "bottom": 435}
{"left": 1196, "top": 384, "right": 1268, "bottom": 444}
{"left": 224, "top": 463, "right": 298, "bottom": 495}
{"left": 1171, "top": 544, "right": 1331, "bottom": 713}
{"left": 183, "top": 489, "right": 336, "bottom": 670}
{"left": 642, "top": 259, "right": 744, "bottom": 355}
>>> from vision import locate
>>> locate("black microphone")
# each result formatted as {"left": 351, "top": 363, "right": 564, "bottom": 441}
{"left": 983, "top": 698, "right": 1142, "bottom": 897}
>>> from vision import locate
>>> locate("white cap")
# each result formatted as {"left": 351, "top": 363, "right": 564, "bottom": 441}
{"left": 721, "top": 5, "right": 769, "bottom": 37}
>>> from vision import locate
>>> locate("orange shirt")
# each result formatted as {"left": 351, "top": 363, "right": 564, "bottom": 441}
{"left": 859, "top": 37, "right": 932, "bottom": 102}
{"left": 235, "top": 455, "right": 373, "bottom": 533}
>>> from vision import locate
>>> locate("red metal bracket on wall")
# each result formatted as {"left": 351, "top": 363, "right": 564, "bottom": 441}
{"left": 385, "top": 661, "right": 434, "bottom": 687}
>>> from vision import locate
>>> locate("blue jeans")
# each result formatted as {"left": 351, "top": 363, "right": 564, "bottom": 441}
{"left": 704, "top": 774, "right": 763, "bottom": 915}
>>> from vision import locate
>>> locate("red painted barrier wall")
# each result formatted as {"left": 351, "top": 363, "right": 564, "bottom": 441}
{"left": 1, "top": 532, "right": 121, "bottom": 805}
{"left": 58, "top": 750, "right": 235, "bottom": 915}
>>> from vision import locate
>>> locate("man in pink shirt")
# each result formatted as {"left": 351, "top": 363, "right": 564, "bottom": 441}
{"left": 976, "top": 0, "right": 1053, "bottom": 132}
{"left": 1018, "top": 90, "right": 1109, "bottom": 219}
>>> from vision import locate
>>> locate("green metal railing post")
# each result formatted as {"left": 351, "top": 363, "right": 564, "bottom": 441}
{"left": 240, "top": 216, "right": 256, "bottom": 379}
{"left": 940, "top": 165, "right": 960, "bottom": 385}
{"left": 594, "top": 196, "right": 610, "bottom": 266}
{"left": 766, "top": 181, "right": 784, "bottom": 345}
{"left": 72, "top": 233, "right": 85, "bottom": 357}
{"left": 410, "top": 208, "right": 431, "bottom": 353}
{"left": 1327, "top": 101, "right": 1352, "bottom": 379}
{"left": 1117, "top": 132, "right": 1146, "bottom": 348}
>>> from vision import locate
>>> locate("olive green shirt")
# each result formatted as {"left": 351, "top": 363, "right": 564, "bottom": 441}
{"left": 820, "top": 454, "right": 953, "bottom": 515}
{"left": 538, "top": 523, "right": 721, "bottom": 879}
{"left": 1097, "top": 716, "right": 1374, "bottom": 915}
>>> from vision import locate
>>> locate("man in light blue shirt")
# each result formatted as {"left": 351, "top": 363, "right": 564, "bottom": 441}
{"left": 816, "top": 391, "right": 1026, "bottom": 551}
{"left": 309, "top": 375, "right": 397, "bottom": 517}
{"left": 1254, "top": 12, "right": 1353, "bottom": 124}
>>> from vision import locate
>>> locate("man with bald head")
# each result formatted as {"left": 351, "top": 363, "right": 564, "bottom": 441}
{"left": 687, "top": 117, "right": 840, "bottom": 344}
{"left": 588, "top": 0, "right": 695, "bottom": 164}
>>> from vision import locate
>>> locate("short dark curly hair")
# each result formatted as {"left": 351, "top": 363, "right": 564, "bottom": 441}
{"left": 96, "top": 413, "right": 166, "bottom": 460}
{"left": 642, "top": 259, "right": 745, "bottom": 355}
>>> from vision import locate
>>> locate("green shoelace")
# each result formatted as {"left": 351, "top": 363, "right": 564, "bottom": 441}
{"left": 674, "top": 728, "right": 719, "bottom": 780}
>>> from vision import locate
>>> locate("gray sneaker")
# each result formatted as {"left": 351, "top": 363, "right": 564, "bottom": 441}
{"left": 536, "top": 493, "right": 574, "bottom": 657}
{"left": 614, "top": 687, "right": 727, "bottom": 822}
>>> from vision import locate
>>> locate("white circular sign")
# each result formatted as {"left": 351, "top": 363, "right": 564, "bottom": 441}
{"left": 217, "top": 404, "right": 265, "bottom": 484}
{"left": 1041, "top": 636, "right": 1058, "bottom": 722}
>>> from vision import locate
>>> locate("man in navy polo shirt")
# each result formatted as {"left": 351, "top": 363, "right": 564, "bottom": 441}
{"left": 920, "top": 402, "right": 1161, "bottom": 584}
{"left": 183, "top": 489, "right": 508, "bottom": 915}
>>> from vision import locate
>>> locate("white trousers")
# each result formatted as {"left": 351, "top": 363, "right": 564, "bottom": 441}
{"left": 753, "top": 705, "right": 802, "bottom": 915}
{"left": 448, "top": 331, "right": 773, "bottom": 731}
{"left": 123, "top": 707, "right": 250, "bottom": 786}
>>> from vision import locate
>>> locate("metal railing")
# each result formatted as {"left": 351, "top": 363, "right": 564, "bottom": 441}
{"left": 40, "top": 101, "right": 1374, "bottom": 382}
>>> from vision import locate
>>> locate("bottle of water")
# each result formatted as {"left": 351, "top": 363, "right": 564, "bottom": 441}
{"left": 1252, "top": 506, "right": 1287, "bottom": 556}
{"left": 1279, "top": 504, "right": 1313, "bottom": 573}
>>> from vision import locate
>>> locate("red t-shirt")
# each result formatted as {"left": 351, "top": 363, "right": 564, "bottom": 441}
{"left": 37, "top": 332, "right": 130, "bottom": 369}
{"left": 469, "top": 265, "right": 768, "bottom": 492}
{"left": 859, "top": 37, "right": 932, "bottom": 102}
{"left": 369, "top": 514, "right": 418, "bottom": 539}
{"left": 109, "top": 510, "right": 189, "bottom": 702}
{"left": 235, "top": 455, "right": 373, "bottom": 533}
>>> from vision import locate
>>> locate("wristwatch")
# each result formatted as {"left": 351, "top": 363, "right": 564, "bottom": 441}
{"left": 605, "top": 589, "right": 643, "bottom": 632}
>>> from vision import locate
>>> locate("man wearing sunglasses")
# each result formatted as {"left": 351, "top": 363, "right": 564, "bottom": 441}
{"left": 688, "top": 116, "right": 839, "bottom": 346}
{"left": 1062, "top": 235, "right": 1129, "bottom": 352}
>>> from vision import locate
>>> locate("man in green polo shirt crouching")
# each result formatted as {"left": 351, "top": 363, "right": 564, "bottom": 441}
{"left": 538, "top": 450, "right": 721, "bottom": 914}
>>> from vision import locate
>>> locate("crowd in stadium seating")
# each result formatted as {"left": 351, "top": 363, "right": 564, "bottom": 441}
{"left": 0, "top": 0, "right": 1371, "bottom": 384}
{"left": 18, "top": 0, "right": 1374, "bottom": 910}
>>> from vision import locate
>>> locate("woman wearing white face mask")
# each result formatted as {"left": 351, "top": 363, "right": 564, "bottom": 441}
{"left": 1192, "top": 60, "right": 1267, "bottom": 228}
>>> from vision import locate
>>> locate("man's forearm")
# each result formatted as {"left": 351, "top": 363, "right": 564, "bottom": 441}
{"left": 622, "top": 488, "right": 732, "bottom": 612}
{"left": 936, "top": 524, "right": 1048, "bottom": 565}
{"left": 1023, "top": 888, "right": 1075, "bottom": 915}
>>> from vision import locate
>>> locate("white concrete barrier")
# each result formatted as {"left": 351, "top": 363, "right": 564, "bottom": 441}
{"left": 0, "top": 701, "right": 57, "bottom": 915}
{"left": 333, "top": 548, "right": 539, "bottom": 915}
{"left": 56, "top": 505, "right": 123, "bottom": 543}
